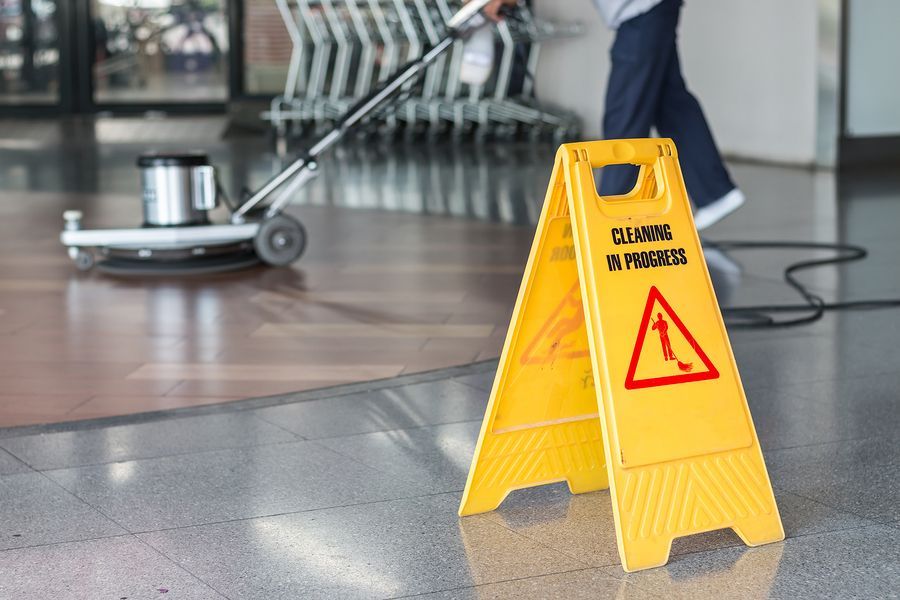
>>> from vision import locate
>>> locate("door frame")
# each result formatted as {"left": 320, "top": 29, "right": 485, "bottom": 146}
{"left": 72, "top": 0, "right": 230, "bottom": 114}
{"left": 1, "top": 0, "right": 241, "bottom": 117}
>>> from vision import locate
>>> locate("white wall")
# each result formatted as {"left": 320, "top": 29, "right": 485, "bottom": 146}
{"left": 534, "top": 0, "right": 820, "bottom": 166}
{"left": 846, "top": 0, "right": 900, "bottom": 136}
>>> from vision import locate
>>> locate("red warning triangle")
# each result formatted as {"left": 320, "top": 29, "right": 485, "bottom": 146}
{"left": 624, "top": 286, "right": 719, "bottom": 389}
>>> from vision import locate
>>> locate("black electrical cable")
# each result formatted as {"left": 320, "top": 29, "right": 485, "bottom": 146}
{"left": 703, "top": 239, "right": 900, "bottom": 329}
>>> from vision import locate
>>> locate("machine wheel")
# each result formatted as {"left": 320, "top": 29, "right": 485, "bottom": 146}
{"left": 253, "top": 214, "right": 307, "bottom": 267}
{"left": 74, "top": 250, "right": 95, "bottom": 271}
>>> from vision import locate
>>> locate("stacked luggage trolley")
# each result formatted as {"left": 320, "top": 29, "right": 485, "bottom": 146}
{"left": 264, "top": 0, "right": 583, "bottom": 141}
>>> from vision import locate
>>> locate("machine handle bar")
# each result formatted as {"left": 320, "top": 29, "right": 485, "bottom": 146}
{"left": 232, "top": 0, "right": 499, "bottom": 222}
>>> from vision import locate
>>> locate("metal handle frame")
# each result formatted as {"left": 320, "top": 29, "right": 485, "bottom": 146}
{"left": 232, "top": 0, "right": 496, "bottom": 223}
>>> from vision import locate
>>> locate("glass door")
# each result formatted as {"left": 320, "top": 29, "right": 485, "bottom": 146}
{"left": 89, "top": 0, "right": 230, "bottom": 107}
{"left": 0, "top": 0, "right": 64, "bottom": 109}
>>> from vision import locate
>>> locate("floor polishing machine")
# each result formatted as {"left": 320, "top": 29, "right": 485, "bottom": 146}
{"left": 60, "top": 0, "right": 498, "bottom": 275}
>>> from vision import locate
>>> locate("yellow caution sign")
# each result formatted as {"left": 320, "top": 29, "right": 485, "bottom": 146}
{"left": 459, "top": 139, "right": 784, "bottom": 572}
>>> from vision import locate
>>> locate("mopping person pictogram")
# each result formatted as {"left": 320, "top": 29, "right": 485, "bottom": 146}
{"left": 625, "top": 286, "right": 718, "bottom": 389}
{"left": 651, "top": 313, "right": 693, "bottom": 372}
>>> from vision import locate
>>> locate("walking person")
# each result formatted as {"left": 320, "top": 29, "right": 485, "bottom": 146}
{"left": 598, "top": 0, "right": 744, "bottom": 229}
{"left": 481, "top": 0, "right": 745, "bottom": 230}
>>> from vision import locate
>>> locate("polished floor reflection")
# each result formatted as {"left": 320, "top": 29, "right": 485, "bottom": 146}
{"left": 0, "top": 116, "right": 885, "bottom": 427}
{"left": 0, "top": 118, "right": 550, "bottom": 426}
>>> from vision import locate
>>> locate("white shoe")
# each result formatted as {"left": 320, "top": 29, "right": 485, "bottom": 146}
{"left": 693, "top": 188, "right": 745, "bottom": 231}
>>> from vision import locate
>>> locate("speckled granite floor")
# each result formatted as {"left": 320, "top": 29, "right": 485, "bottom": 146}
{"left": 0, "top": 334, "right": 898, "bottom": 599}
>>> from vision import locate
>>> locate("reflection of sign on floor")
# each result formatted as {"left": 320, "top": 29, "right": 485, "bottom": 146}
{"left": 520, "top": 282, "right": 589, "bottom": 365}
{"left": 625, "top": 286, "right": 718, "bottom": 389}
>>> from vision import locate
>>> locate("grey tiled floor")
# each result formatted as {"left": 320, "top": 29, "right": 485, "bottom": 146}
{"left": 0, "top": 447, "right": 30, "bottom": 476}
{"left": 0, "top": 343, "right": 898, "bottom": 598}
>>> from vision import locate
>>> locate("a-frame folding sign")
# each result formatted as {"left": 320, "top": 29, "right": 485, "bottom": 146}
{"left": 458, "top": 139, "right": 784, "bottom": 572}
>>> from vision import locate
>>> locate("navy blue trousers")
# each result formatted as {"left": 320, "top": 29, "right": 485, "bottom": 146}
{"left": 599, "top": 0, "right": 734, "bottom": 208}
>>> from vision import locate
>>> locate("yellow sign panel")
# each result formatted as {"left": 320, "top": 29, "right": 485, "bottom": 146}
{"left": 459, "top": 139, "right": 783, "bottom": 572}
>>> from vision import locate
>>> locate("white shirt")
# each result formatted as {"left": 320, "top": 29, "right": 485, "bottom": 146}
{"left": 592, "top": 0, "right": 665, "bottom": 29}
